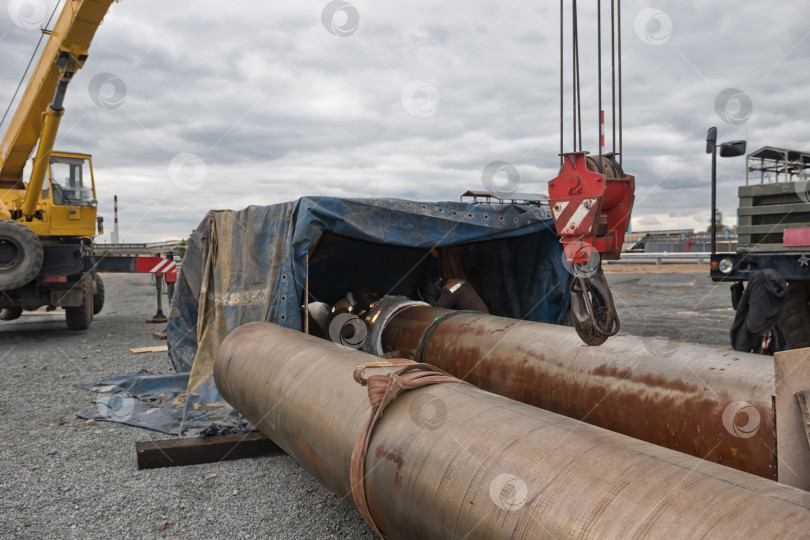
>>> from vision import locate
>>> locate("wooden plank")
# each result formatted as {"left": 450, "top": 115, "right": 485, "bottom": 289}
{"left": 795, "top": 390, "right": 810, "bottom": 453}
{"left": 130, "top": 345, "right": 168, "bottom": 354}
{"left": 737, "top": 241, "right": 780, "bottom": 252}
{"left": 152, "top": 331, "right": 167, "bottom": 341}
{"left": 740, "top": 183, "right": 803, "bottom": 198}
{"left": 738, "top": 195, "right": 755, "bottom": 208}
{"left": 738, "top": 202, "right": 810, "bottom": 216}
{"left": 737, "top": 242, "right": 810, "bottom": 253}
{"left": 737, "top": 224, "right": 790, "bottom": 235}
{"left": 736, "top": 235, "right": 754, "bottom": 246}
{"left": 135, "top": 432, "right": 282, "bottom": 470}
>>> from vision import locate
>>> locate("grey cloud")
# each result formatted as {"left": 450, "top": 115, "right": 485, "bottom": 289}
{"left": 1, "top": 1, "right": 809, "bottom": 240}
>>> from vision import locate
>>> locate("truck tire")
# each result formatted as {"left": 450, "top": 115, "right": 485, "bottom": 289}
{"left": 65, "top": 275, "right": 93, "bottom": 331}
{"left": 93, "top": 273, "right": 105, "bottom": 315}
{"left": 0, "top": 220, "right": 44, "bottom": 290}
{"left": 0, "top": 307, "right": 23, "bottom": 321}
{"left": 779, "top": 282, "right": 810, "bottom": 350}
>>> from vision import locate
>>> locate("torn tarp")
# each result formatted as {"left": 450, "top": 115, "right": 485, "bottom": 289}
{"left": 77, "top": 370, "right": 253, "bottom": 434}
{"left": 77, "top": 371, "right": 191, "bottom": 434}
{"left": 80, "top": 197, "right": 572, "bottom": 435}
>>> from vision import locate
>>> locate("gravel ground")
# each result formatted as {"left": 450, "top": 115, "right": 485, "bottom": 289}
{"left": 0, "top": 268, "right": 735, "bottom": 539}
{"left": 607, "top": 268, "right": 736, "bottom": 348}
{"left": 0, "top": 274, "right": 374, "bottom": 540}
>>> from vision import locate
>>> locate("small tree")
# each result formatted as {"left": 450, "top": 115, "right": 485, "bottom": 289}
{"left": 174, "top": 230, "right": 194, "bottom": 259}
{"left": 706, "top": 208, "right": 726, "bottom": 234}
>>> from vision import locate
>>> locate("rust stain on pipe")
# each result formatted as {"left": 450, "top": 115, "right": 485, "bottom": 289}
{"left": 380, "top": 306, "right": 777, "bottom": 479}
{"left": 214, "top": 322, "right": 810, "bottom": 539}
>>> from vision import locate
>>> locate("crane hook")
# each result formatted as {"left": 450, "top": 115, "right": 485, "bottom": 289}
{"left": 569, "top": 265, "right": 620, "bottom": 346}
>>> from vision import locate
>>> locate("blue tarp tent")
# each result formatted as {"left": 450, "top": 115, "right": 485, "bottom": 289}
{"left": 80, "top": 197, "right": 572, "bottom": 434}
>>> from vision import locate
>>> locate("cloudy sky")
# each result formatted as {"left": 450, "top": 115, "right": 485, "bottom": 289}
{"left": 2, "top": 0, "right": 809, "bottom": 241}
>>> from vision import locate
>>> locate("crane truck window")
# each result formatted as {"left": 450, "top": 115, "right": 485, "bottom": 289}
{"left": 48, "top": 156, "right": 94, "bottom": 206}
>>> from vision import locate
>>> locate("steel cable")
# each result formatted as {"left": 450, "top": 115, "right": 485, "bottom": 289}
{"left": 0, "top": 1, "right": 62, "bottom": 132}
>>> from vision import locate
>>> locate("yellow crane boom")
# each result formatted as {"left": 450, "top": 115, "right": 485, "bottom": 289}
{"left": 0, "top": 0, "right": 114, "bottom": 190}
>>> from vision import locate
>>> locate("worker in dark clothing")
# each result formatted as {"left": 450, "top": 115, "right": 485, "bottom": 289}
{"left": 730, "top": 269, "right": 788, "bottom": 354}
{"left": 421, "top": 277, "right": 489, "bottom": 313}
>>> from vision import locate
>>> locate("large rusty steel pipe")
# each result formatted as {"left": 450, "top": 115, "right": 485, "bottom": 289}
{"left": 214, "top": 322, "right": 810, "bottom": 539}
{"left": 377, "top": 305, "right": 779, "bottom": 479}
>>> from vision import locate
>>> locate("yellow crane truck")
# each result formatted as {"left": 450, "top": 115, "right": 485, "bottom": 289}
{"left": 0, "top": 0, "right": 115, "bottom": 329}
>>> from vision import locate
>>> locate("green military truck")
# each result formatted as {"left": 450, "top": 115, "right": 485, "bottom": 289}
{"left": 710, "top": 146, "right": 810, "bottom": 349}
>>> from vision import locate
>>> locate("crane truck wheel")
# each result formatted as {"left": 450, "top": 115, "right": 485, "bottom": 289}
{"left": 65, "top": 274, "right": 93, "bottom": 331}
{"left": 0, "top": 221, "right": 44, "bottom": 290}
{"left": 0, "top": 307, "right": 23, "bottom": 321}
{"left": 779, "top": 281, "right": 810, "bottom": 349}
{"left": 93, "top": 273, "right": 105, "bottom": 315}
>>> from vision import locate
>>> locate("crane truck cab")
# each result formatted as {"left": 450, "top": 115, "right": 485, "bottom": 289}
{"left": 1, "top": 152, "right": 100, "bottom": 232}
{"left": 43, "top": 152, "right": 100, "bottom": 236}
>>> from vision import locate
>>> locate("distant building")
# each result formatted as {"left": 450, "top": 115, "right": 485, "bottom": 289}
{"left": 625, "top": 229, "right": 736, "bottom": 253}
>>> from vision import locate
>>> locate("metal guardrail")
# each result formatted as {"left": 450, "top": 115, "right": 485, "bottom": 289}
{"left": 93, "top": 240, "right": 182, "bottom": 257}
{"left": 94, "top": 240, "right": 182, "bottom": 250}
{"left": 608, "top": 252, "right": 711, "bottom": 265}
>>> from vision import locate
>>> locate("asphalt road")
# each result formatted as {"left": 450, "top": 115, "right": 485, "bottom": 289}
{"left": 0, "top": 268, "right": 735, "bottom": 539}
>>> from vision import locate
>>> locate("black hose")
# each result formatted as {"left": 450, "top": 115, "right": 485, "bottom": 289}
{"left": 560, "top": 0, "right": 565, "bottom": 165}
{"left": 611, "top": 0, "right": 616, "bottom": 156}
{"left": 597, "top": 0, "right": 602, "bottom": 161}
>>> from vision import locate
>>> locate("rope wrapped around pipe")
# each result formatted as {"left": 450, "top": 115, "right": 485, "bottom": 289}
{"left": 350, "top": 359, "right": 468, "bottom": 538}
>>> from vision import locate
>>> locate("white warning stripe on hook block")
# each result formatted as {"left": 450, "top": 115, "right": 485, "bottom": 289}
{"left": 551, "top": 200, "right": 569, "bottom": 220}
{"left": 561, "top": 198, "right": 597, "bottom": 234}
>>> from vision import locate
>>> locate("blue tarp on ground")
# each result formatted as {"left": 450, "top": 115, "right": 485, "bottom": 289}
{"left": 80, "top": 197, "right": 572, "bottom": 435}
